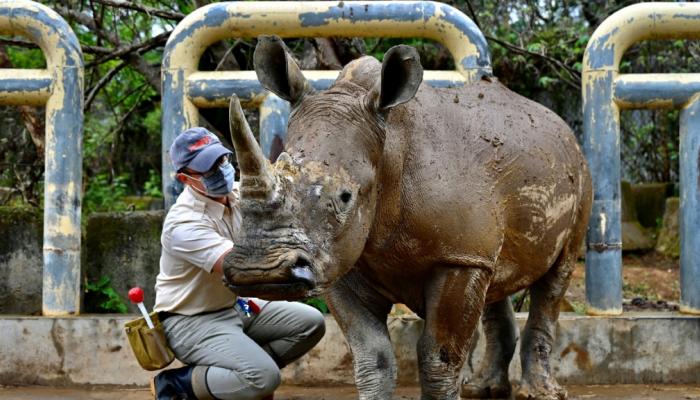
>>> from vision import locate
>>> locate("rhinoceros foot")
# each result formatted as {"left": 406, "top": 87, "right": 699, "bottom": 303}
{"left": 460, "top": 376, "right": 511, "bottom": 398}
{"left": 514, "top": 378, "right": 567, "bottom": 400}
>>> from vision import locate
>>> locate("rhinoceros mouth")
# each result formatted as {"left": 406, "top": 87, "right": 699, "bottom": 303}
{"left": 226, "top": 262, "right": 317, "bottom": 300}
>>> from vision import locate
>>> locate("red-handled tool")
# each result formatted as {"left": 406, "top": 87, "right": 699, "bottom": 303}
{"left": 128, "top": 287, "right": 154, "bottom": 329}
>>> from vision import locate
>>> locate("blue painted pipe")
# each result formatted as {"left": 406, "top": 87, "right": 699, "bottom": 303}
{"left": 259, "top": 94, "right": 291, "bottom": 162}
{"left": 615, "top": 74, "right": 700, "bottom": 110}
{"left": 679, "top": 98, "right": 700, "bottom": 314}
{"left": 161, "top": 1, "right": 491, "bottom": 208}
{"left": 583, "top": 71, "right": 623, "bottom": 315}
{"left": 161, "top": 69, "right": 186, "bottom": 207}
{"left": 0, "top": 0, "right": 84, "bottom": 315}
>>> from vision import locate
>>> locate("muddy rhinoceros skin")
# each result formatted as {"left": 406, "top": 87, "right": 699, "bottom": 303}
{"left": 223, "top": 36, "right": 592, "bottom": 400}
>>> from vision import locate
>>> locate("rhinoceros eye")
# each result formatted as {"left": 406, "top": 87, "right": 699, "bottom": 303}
{"left": 340, "top": 191, "right": 352, "bottom": 203}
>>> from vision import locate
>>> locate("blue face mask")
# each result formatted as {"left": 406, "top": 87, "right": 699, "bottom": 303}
{"left": 201, "top": 161, "right": 235, "bottom": 196}
{"left": 185, "top": 161, "right": 235, "bottom": 197}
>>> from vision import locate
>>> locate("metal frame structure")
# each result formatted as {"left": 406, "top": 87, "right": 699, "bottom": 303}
{"left": 0, "top": 0, "right": 84, "bottom": 316}
{"left": 583, "top": 2, "right": 700, "bottom": 315}
{"left": 161, "top": 1, "right": 492, "bottom": 207}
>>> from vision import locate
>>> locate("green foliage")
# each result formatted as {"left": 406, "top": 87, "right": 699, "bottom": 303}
{"left": 83, "top": 173, "right": 130, "bottom": 213}
{"left": 85, "top": 276, "right": 129, "bottom": 313}
{"left": 143, "top": 169, "right": 163, "bottom": 198}
{"left": 621, "top": 110, "right": 679, "bottom": 183}
{"left": 302, "top": 297, "right": 329, "bottom": 314}
{"left": 143, "top": 108, "right": 163, "bottom": 140}
{"left": 6, "top": 45, "right": 46, "bottom": 68}
{"left": 568, "top": 300, "right": 587, "bottom": 315}
{"left": 623, "top": 281, "right": 658, "bottom": 301}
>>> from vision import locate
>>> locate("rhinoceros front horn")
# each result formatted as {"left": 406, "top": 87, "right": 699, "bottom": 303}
{"left": 229, "top": 95, "right": 275, "bottom": 199}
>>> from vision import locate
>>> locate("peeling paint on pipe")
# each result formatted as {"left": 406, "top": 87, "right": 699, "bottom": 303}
{"left": 679, "top": 97, "right": 700, "bottom": 315}
{"left": 0, "top": 69, "right": 51, "bottom": 105}
{"left": 162, "top": 1, "right": 490, "bottom": 207}
{"left": 614, "top": 74, "right": 700, "bottom": 110}
{"left": 583, "top": 2, "right": 700, "bottom": 315}
{"left": 259, "top": 94, "right": 290, "bottom": 162}
{"left": 0, "top": 0, "right": 84, "bottom": 316}
{"left": 186, "top": 70, "right": 466, "bottom": 109}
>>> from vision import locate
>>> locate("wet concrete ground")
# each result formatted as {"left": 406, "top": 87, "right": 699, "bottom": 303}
{"left": 1, "top": 385, "right": 699, "bottom": 399}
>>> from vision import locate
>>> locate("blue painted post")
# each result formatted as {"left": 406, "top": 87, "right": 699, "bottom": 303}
{"left": 679, "top": 97, "right": 700, "bottom": 314}
{"left": 582, "top": 71, "right": 623, "bottom": 315}
{"left": 259, "top": 94, "right": 291, "bottom": 162}
{"left": 583, "top": 3, "right": 700, "bottom": 314}
{"left": 0, "top": 0, "right": 84, "bottom": 315}
{"left": 161, "top": 67, "right": 188, "bottom": 207}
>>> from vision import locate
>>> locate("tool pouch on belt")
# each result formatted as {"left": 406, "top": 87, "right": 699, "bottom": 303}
{"left": 124, "top": 312, "right": 175, "bottom": 371}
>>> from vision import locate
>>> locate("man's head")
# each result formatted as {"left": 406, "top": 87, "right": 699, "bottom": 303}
{"left": 170, "top": 127, "right": 235, "bottom": 199}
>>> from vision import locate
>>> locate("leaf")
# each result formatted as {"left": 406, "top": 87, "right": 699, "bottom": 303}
{"left": 527, "top": 43, "right": 543, "bottom": 53}
{"left": 303, "top": 298, "right": 329, "bottom": 314}
{"left": 538, "top": 76, "right": 556, "bottom": 88}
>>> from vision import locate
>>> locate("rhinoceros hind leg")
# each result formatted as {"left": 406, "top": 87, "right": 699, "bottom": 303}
{"left": 325, "top": 269, "right": 396, "bottom": 400}
{"left": 516, "top": 245, "right": 578, "bottom": 400}
{"left": 460, "top": 298, "right": 516, "bottom": 399}
{"left": 418, "top": 266, "right": 491, "bottom": 400}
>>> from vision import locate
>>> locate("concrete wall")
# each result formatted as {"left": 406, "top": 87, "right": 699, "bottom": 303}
{"left": 0, "top": 209, "right": 165, "bottom": 315}
{"left": 0, "top": 207, "right": 43, "bottom": 314}
{"left": 0, "top": 186, "right": 678, "bottom": 315}
{"left": 0, "top": 313, "right": 698, "bottom": 387}
{"left": 84, "top": 211, "right": 164, "bottom": 313}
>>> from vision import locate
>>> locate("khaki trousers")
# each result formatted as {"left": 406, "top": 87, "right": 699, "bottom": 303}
{"left": 162, "top": 300, "right": 325, "bottom": 400}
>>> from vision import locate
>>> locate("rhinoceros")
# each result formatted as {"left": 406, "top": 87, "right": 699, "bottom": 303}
{"left": 223, "top": 36, "right": 592, "bottom": 400}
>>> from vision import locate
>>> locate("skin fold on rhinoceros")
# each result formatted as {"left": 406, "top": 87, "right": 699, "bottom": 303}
{"left": 222, "top": 35, "right": 592, "bottom": 400}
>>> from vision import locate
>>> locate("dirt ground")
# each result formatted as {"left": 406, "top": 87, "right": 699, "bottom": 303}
{"left": 1, "top": 384, "right": 699, "bottom": 400}
{"left": 564, "top": 251, "right": 681, "bottom": 313}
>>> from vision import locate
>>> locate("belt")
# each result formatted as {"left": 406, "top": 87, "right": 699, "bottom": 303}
{"left": 158, "top": 311, "right": 179, "bottom": 322}
{"left": 159, "top": 307, "right": 232, "bottom": 322}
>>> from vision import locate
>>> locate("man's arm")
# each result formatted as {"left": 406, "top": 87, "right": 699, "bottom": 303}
{"left": 212, "top": 248, "right": 231, "bottom": 276}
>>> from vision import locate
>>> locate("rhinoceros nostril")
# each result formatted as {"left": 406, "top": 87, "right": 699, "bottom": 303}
{"left": 290, "top": 257, "right": 315, "bottom": 289}
{"left": 294, "top": 256, "right": 311, "bottom": 268}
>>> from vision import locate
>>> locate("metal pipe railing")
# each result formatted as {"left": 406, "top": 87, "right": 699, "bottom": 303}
{"left": 0, "top": 0, "right": 84, "bottom": 315}
{"left": 161, "top": 1, "right": 492, "bottom": 207}
{"left": 583, "top": 2, "right": 700, "bottom": 315}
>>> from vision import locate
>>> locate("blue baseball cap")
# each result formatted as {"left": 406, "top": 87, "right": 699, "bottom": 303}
{"left": 170, "top": 127, "right": 232, "bottom": 173}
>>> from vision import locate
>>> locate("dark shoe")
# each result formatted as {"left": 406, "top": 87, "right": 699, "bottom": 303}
{"left": 151, "top": 366, "right": 197, "bottom": 400}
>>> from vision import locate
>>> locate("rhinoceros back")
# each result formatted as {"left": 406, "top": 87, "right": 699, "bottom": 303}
{"left": 380, "top": 78, "right": 590, "bottom": 296}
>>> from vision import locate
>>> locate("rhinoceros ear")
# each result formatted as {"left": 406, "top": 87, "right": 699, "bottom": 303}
{"left": 368, "top": 45, "right": 423, "bottom": 112}
{"left": 254, "top": 36, "right": 312, "bottom": 106}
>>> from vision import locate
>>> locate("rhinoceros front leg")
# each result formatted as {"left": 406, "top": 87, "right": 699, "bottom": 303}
{"left": 418, "top": 266, "right": 491, "bottom": 400}
{"left": 461, "top": 298, "right": 518, "bottom": 398}
{"left": 325, "top": 268, "right": 396, "bottom": 400}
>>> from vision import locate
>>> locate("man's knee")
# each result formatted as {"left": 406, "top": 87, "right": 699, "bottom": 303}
{"left": 261, "top": 364, "right": 282, "bottom": 393}
{"left": 244, "top": 359, "right": 281, "bottom": 394}
{"left": 206, "top": 361, "right": 280, "bottom": 400}
{"left": 301, "top": 305, "right": 326, "bottom": 342}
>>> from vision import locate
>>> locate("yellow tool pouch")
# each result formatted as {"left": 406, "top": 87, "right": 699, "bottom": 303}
{"left": 124, "top": 312, "right": 175, "bottom": 371}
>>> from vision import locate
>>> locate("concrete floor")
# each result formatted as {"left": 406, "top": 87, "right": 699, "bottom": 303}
{"left": 1, "top": 385, "right": 699, "bottom": 399}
